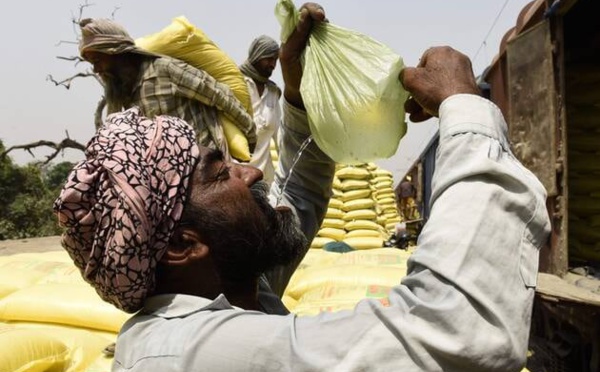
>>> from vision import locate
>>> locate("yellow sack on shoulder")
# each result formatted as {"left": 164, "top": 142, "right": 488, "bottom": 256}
{"left": 136, "top": 16, "right": 253, "bottom": 161}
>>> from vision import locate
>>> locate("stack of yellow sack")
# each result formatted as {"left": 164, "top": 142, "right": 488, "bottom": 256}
{"left": 284, "top": 247, "right": 412, "bottom": 316}
{"left": 310, "top": 163, "right": 402, "bottom": 250}
{"left": 369, "top": 166, "right": 402, "bottom": 232}
{"left": 0, "top": 250, "right": 128, "bottom": 372}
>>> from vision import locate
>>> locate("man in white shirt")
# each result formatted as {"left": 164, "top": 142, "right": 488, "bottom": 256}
{"left": 240, "top": 35, "right": 282, "bottom": 185}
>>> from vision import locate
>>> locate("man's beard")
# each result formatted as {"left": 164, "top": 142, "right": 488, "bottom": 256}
{"left": 188, "top": 181, "right": 307, "bottom": 282}
{"left": 102, "top": 72, "right": 137, "bottom": 114}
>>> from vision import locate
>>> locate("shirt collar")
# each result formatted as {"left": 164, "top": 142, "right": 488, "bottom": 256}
{"left": 141, "top": 293, "right": 236, "bottom": 319}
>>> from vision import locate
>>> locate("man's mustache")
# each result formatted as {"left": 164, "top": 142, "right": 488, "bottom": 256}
{"left": 250, "top": 180, "right": 271, "bottom": 206}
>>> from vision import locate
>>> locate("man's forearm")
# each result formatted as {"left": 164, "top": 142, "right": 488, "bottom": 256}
{"left": 390, "top": 94, "right": 551, "bottom": 371}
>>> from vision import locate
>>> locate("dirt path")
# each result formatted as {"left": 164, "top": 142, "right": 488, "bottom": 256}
{"left": 0, "top": 235, "right": 62, "bottom": 256}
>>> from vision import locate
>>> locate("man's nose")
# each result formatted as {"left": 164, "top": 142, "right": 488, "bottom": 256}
{"left": 232, "top": 163, "right": 263, "bottom": 186}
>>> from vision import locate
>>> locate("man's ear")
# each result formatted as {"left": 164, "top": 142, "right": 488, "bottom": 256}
{"left": 162, "top": 227, "right": 209, "bottom": 266}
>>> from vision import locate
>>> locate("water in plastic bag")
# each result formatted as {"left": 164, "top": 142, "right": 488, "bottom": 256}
{"left": 276, "top": 0, "right": 409, "bottom": 164}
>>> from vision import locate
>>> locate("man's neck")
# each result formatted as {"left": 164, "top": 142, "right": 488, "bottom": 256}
{"left": 222, "top": 278, "right": 260, "bottom": 311}
{"left": 254, "top": 79, "right": 266, "bottom": 97}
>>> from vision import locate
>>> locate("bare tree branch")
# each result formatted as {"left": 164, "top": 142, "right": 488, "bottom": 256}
{"left": 1, "top": 132, "right": 86, "bottom": 165}
{"left": 8, "top": 1, "right": 108, "bottom": 164}
{"left": 111, "top": 6, "right": 121, "bottom": 19}
{"left": 46, "top": 71, "right": 95, "bottom": 90}
{"left": 73, "top": 1, "right": 95, "bottom": 24}
{"left": 56, "top": 55, "right": 85, "bottom": 64}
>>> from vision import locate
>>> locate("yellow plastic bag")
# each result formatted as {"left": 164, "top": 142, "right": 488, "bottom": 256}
{"left": 136, "top": 16, "right": 253, "bottom": 161}
{"left": 276, "top": 0, "right": 408, "bottom": 164}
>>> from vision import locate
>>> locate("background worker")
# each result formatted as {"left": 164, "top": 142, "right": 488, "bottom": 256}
{"left": 398, "top": 175, "right": 418, "bottom": 220}
{"left": 79, "top": 18, "right": 256, "bottom": 160}
{"left": 240, "top": 35, "right": 282, "bottom": 185}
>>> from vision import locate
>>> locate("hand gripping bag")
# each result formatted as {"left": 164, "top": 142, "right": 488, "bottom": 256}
{"left": 276, "top": 0, "right": 409, "bottom": 164}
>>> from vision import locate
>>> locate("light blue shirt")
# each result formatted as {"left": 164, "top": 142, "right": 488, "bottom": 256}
{"left": 113, "top": 95, "right": 551, "bottom": 372}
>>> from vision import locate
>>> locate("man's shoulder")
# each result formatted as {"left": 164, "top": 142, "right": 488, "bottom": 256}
{"left": 147, "top": 56, "right": 180, "bottom": 69}
{"left": 266, "top": 81, "right": 282, "bottom": 98}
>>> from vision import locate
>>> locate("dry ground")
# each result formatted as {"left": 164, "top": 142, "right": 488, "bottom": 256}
{"left": 0, "top": 235, "right": 62, "bottom": 256}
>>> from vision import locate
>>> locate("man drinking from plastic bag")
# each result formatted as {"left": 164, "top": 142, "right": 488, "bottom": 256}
{"left": 54, "top": 3, "right": 550, "bottom": 371}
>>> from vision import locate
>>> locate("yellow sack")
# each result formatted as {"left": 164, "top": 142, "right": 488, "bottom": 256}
{"left": 345, "top": 220, "right": 382, "bottom": 231}
{"left": 374, "top": 169, "right": 393, "bottom": 178}
{"left": 298, "top": 283, "right": 391, "bottom": 304}
{"left": 282, "top": 295, "right": 298, "bottom": 312}
{"left": 286, "top": 264, "right": 402, "bottom": 300}
{"left": 26, "top": 325, "right": 113, "bottom": 372}
{"left": 328, "top": 198, "right": 344, "bottom": 210}
{"left": 0, "top": 283, "right": 131, "bottom": 333}
{"left": 342, "top": 209, "right": 377, "bottom": 222}
{"left": 317, "top": 227, "right": 346, "bottom": 241}
{"left": 0, "top": 257, "right": 82, "bottom": 299}
{"left": 345, "top": 229, "right": 385, "bottom": 239}
{"left": 293, "top": 284, "right": 392, "bottom": 316}
{"left": 0, "top": 325, "right": 69, "bottom": 372}
{"left": 136, "top": 16, "right": 253, "bottom": 161}
{"left": 342, "top": 198, "right": 375, "bottom": 212}
{"left": 340, "top": 189, "right": 372, "bottom": 202}
{"left": 0, "top": 263, "right": 45, "bottom": 299}
{"left": 336, "top": 167, "right": 371, "bottom": 180}
{"left": 379, "top": 197, "right": 397, "bottom": 205}
{"left": 375, "top": 191, "right": 395, "bottom": 200}
{"left": 321, "top": 218, "right": 346, "bottom": 230}
{"left": 84, "top": 354, "right": 114, "bottom": 372}
{"left": 343, "top": 236, "right": 385, "bottom": 250}
{"left": 325, "top": 207, "right": 344, "bottom": 219}
{"left": 340, "top": 179, "right": 370, "bottom": 192}
{"left": 284, "top": 249, "right": 341, "bottom": 296}
{"left": 372, "top": 176, "right": 392, "bottom": 184}
{"left": 334, "top": 248, "right": 410, "bottom": 267}
{"left": 310, "top": 236, "right": 335, "bottom": 248}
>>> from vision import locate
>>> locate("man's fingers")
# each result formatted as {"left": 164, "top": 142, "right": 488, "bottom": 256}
{"left": 404, "top": 97, "right": 432, "bottom": 123}
{"left": 399, "top": 67, "right": 416, "bottom": 91}
{"left": 281, "top": 3, "right": 326, "bottom": 63}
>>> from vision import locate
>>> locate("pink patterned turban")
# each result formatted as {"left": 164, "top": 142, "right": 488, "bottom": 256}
{"left": 54, "top": 107, "right": 200, "bottom": 313}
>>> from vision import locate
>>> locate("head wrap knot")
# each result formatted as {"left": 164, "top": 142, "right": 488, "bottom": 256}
{"left": 54, "top": 107, "right": 200, "bottom": 313}
{"left": 79, "top": 18, "right": 159, "bottom": 59}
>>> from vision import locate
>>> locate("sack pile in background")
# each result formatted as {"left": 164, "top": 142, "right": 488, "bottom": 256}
{"left": 312, "top": 163, "right": 402, "bottom": 250}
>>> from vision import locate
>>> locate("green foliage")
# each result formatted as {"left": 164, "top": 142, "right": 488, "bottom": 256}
{"left": 0, "top": 140, "right": 74, "bottom": 240}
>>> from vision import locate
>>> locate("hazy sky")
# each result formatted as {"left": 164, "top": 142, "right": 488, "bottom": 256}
{"left": 0, "top": 0, "right": 531, "bottom": 179}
